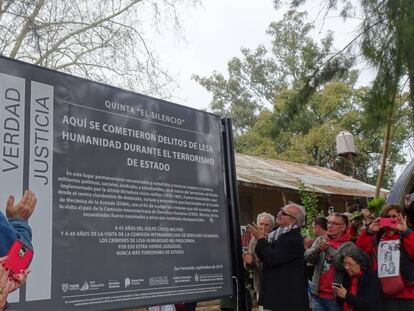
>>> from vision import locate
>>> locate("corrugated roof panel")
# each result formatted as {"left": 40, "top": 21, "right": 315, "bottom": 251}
{"left": 235, "top": 153, "right": 387, "bottom": 197}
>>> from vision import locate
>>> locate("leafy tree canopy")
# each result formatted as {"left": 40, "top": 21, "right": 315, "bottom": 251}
{"left": 196, "top": 8, "right": 410, "bottom": 188}
{"left": 194, "top": 10, "right": 354, "bottom": 134}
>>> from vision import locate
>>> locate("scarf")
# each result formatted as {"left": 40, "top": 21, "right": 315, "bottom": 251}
{"left": 327, "top": 232, "right": 351, "bottom": 248}
{"left": 343, "top": 271, "right": 362, "bottom": 311}
{"left": 268, "top": 224, "right": 299, "bottom": 242}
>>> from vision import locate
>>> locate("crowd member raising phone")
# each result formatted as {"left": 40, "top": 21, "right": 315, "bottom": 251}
{"left": 356, "top": 204, "right": 414, "bottom": 311}
{"left": 0, "top": 190, "right": 36, "bottom": 310}
{"left": 0, "top": 256, "right": 31, "bottom": 311}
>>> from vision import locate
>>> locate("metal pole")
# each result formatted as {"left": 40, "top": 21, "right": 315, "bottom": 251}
{"left": 221, "top": 118, "right": 248, "bottom": 311}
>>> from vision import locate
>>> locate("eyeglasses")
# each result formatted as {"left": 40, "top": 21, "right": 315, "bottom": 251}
{"left": 327, "top": 221, "right": 345, "bottom": 226}
{"left": 343, "top": 260, "right": 359, "bottom": 268}
{"left": 279, "top": 209, "right": 295, "bottom": 219}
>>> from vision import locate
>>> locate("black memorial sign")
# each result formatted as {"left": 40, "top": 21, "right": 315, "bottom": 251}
{"left": 0, "top": 56, "right": 233, "bottom": 310}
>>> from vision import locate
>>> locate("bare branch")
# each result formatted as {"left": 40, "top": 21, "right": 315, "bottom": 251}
{"left": 0, "top": 0, "right": 197, "bottom": 96}
{"left": 35, "top": 0, "right": 144, "bottom": 65}
{"left": 9, "top": 0, "right": 46, "bottom": 58}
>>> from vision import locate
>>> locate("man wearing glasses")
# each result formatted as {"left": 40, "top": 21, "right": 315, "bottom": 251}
{"left": 248, "top": 204, "right": 309, "bottom": 311}
{"left": 305, "top": 213, "right": 353, "bottom": 311}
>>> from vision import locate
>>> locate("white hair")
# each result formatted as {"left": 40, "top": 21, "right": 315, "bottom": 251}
{"left": 256, "top": 212, "right": 275, "bottom": 226}
{"left": 286, "top": 203, "right": 306, "bottom": 226}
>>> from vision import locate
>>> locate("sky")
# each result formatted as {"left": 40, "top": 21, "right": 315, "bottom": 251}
{"left": 154, "top": 0, "right": 413, "bottom": 175}
{"left": 155, "top": 0, "right": 363, "bottom": 111}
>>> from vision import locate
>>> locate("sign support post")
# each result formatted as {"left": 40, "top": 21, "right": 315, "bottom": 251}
{"left": 222, "top": 118, "right": 248, "bottom": 311}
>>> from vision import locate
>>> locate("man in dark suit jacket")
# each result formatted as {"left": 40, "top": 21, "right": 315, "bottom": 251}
{"left": 248, "top": 203, "right": 309, "bottom": 311}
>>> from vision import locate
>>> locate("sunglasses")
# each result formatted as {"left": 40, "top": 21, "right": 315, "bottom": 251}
{"left": 279, "top": 209, "right": 295, "bottom": 219}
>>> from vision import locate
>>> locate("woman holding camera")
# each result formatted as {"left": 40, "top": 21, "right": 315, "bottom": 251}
{"left": 356, "top": 204, "right": 414, "bottom": 311}
{"left": 333, "top": 247, "right": 381, "bottom": 311}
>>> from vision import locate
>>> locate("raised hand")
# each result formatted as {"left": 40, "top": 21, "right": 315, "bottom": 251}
{"left": 248, "top": 223, "right": 266, "bottom": 240}
{"left": 396, "top": 214, "right": 408, "bottom": 233}
{"left": 368, "top": 218, "right": 381, "bottom": 233}
{"left": 6, "top": 190, "right": 37, "bottom": 220}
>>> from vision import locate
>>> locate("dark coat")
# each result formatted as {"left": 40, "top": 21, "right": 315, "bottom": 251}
{"left": 337, "top": 269, "right": 381, "bottom": 311}
{"left": 255, "top": 228, "right": 309, "bottom": 311}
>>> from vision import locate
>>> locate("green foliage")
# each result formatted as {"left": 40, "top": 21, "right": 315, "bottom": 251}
{"left": 272, "top": 0, "right": 414, "bottom": 189}
{"left": 368, "top": 196, "right": 386, "bottom": 216}
{"left": 196, "top": 4, "right": 411, "bottom": 189}
{"left": 298, "top": 180, "right": 322, "bottom": 238}
{"left": 235, "top": 81, "right": 409, "bottom": 188}
{"left": 194, "top": 10, "right": 353, "bottom": 135}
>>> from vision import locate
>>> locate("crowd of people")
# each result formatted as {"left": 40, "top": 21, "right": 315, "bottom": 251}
{"left": 242, "top": 193, "right": 414, "bottom": 311}
{"left": 0, "top": 190, "right": 36, "bottom": 310}
{"left": 2, "top": 189, "right": 414, "bottom": 311}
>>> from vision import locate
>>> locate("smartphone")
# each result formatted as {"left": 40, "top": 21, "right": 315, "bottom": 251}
{"left": 4, "top": 240, "right": 33, "bottom": 275}
{"left": 332, "top": 282, "right": 341, "bottom": 288}
{"left": 379, "top": 217, "right": 398, "bottom": 228}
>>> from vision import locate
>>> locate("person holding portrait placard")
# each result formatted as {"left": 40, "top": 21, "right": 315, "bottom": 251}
{"left": 356, "top": 204, "right": 414, "bottom": 311}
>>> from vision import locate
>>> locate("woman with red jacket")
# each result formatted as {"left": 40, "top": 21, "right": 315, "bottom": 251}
{"left": 356, "top": 204, "right": 414, "bottom": 311}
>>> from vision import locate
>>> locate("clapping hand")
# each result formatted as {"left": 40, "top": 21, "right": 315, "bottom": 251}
{"left": 6, "top": 190, "right": 37, "bottom": 221}
{"left": 248, "top": 223, "right": 266, "bottom": 240}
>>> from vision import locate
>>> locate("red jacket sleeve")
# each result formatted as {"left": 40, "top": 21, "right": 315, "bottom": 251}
{"left": 356, "top": 229, "right": 375, "bottom": 256}
{"left": 401, "top": 229, "right": 414, "bottom": 260}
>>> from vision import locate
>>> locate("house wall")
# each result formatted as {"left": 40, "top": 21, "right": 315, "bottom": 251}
{"left": 237, "top": 183, "right": 357, "bottom": 224}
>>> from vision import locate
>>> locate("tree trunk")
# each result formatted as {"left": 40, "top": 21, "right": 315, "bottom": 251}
{"left": 409, "top": 67, "right": 414, "bottom": 136}
{"left": 375, "top": 119, "right": 392, "bottom": 197}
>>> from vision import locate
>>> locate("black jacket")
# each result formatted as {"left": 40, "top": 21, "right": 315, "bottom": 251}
{"left": 255, "top": 228, "right": 309, "bottom": 311}
{"left": 338, "top": 269, "right": 381, "bottom": 311}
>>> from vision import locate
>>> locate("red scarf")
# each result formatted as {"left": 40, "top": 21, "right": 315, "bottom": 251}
{"left": 343, "top": 271, "right": 363, "bottom": 311}
{"left": 327, "top": 232, "right": 351, "bottom": 248}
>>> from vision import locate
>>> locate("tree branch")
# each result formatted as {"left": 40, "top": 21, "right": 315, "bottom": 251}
{"left": 35, "top": 0, "right": 144, "bottom": 65}
{"left": 9, "top": 0, "right": 46, "bottom": 58}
